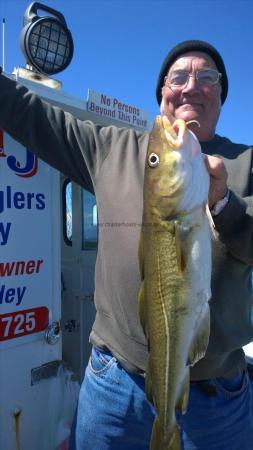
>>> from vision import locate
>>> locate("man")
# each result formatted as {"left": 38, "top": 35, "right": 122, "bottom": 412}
{"left": 0, "top": 40, "right": 252, "bottom": 449}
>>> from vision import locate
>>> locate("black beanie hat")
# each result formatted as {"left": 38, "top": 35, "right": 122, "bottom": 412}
{"left": 156, "top": 40, "right": 228, "bottom": 105}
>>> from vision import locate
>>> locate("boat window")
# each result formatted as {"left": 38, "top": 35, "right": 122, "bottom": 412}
{"left": 82, "top": 190, "right": 98, "bottom": 249}
{"left": 63, "top": 180, "right": 72, "bottom": 245}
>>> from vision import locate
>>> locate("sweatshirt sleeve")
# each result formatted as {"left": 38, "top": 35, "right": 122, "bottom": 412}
{"left": 0, "top": 71, "right": 117, "bottom": 191}
{"left": 213, "top": 188, "right": 253, "bottom": 265}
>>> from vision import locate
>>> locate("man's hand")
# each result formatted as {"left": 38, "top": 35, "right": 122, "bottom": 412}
{"left": 205, "top": 155, "right": 228, "bottom": 208}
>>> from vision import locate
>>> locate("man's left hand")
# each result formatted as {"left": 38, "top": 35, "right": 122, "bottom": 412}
{"left": 205, "top": 155, "right": 228, "bottom": 208}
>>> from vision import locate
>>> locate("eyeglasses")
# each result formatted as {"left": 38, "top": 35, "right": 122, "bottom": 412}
{"left": 164, "top": 69, "right": 222, "bottom": 90}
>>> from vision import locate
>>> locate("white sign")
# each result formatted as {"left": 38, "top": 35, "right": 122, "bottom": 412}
{"left": 0, "top": 132, "right": 60, "bottom": 348}
{"left": 87, "top": 89, "right": 150, "bottom": 129}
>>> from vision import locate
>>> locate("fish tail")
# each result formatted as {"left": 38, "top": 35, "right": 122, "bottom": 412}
{"left": 150, "top": 418, "right": 182, "bottom": 450}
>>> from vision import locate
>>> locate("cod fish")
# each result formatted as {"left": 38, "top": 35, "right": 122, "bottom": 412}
{"left": 138, "top": 115, "right": 211, "bottom": 450}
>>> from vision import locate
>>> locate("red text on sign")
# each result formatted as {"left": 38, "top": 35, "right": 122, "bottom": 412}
{"left": 0, "top": 306, "right": 49, "bottom": 341}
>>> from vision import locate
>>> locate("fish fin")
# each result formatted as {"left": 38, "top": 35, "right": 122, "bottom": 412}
{"left": 150, "top": 418, "right": 181, "bottom": 450}
{"left": 138, "top": 231, "right": 147, "bottom": 334}
{"left": 138, "top": 231, "right": 145, "bottom": 280}
{"left": 174, "top": 221, "right": 191, "bottom": 273}
{"left": 168, "top": 426, "right": 182, "bottom": 450}
{"left": 138, "top": 282, "right": 146, "bottom": 333}
{"left": 206, "top": 204, "right": 218, "bottom": 240}
{"left": 145, "top": 368, "right": 154, "bottom": 405}
{"left": 188, "top": 310, "right": 210, "bottom": 366}
{"left": 149, "top": 417, "right": 161, "bottom": 450}
{"left": 175, "top": 371, "right": 190, "bottom": 415}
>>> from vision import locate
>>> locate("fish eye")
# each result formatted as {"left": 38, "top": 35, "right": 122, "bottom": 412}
{"left": 148, "top": 153, "right": 159, "bottom": 168}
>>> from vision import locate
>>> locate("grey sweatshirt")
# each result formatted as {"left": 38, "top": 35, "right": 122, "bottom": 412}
{"left": 0, "top": 72, "right": 252, "bottom": 380}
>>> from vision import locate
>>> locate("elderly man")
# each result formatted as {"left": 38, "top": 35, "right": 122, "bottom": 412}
{"left": 0, "top": 40, "right": 252, "bottom": 450}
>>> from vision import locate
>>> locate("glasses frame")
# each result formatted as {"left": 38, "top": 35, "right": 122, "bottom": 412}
{"left": 164, "top": 69, "right": 222, "bottom": 90}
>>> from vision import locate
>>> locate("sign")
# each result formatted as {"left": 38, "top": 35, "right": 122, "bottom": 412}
{"left": 87, "top": 90, "right": 150, "bottom": 129}
{"left": 0, "top": 132, "right": 59, "bottom": 348}
{"left": 0, "top": 306, "right": 49, "bottom": 341}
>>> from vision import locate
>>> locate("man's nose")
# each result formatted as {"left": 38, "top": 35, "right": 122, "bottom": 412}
{"left": 182, "top": 75, "right": 199, "bottom": 93}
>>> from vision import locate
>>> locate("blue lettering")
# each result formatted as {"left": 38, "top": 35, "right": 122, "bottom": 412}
{"left": 0, "top": 186, "right": 45, "bottom": 214}
{"left": 7, "top": 185, "right": 11, "bottom": 208}
{"left": 0, "top": 284, "right": 26, "bottom": 306}
{"left": 13, "top": 192, "right": 25, "bottom": 209}
{"left": 5, "top": 287, "right": 15, "bottom": 303}
{"left": 36, "top": 193, "right": 46, "bottom": 210}
{"left": 0, "top": 191, "right": 3, "bottom": 214}
{"left": 27, "top": 192, "right": 35, "bottom": 209}
{"left": 0, "top": 222, "right": 11, "bottom": 245}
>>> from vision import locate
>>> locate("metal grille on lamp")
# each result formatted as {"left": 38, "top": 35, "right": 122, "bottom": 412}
{"left": 29, "top": 20, "right": 71, "bottom": 73}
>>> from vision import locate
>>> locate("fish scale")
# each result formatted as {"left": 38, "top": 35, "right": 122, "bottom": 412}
{"left": 138, "top": 115, "right": 211, "bottom": 450}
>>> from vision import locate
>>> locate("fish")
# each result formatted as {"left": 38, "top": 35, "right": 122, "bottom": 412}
{"left": 138, "top": 115, "right": 211, "bottom": 450}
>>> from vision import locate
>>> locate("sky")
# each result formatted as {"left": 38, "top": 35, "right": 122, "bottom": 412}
{"left": 0, "top": 0, "right": 253, "bottom": 145}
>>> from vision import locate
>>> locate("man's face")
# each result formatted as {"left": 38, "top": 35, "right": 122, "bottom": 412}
{"left": 161, "top": 51, "right": 222, "bottom": 141}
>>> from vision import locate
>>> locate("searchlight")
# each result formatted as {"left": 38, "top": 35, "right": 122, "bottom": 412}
{"left": 20, "top": 2, "right": 74, "bottom": 76}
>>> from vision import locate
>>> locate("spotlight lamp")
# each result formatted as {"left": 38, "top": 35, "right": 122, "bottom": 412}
{"left": 20, "top": 2, "right": 74, "bottom": 75}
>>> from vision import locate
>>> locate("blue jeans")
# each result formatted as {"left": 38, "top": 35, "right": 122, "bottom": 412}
{"left": 69, "top": 347, "right": 253, "bottom": 450}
